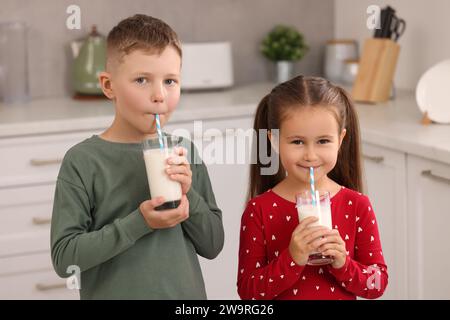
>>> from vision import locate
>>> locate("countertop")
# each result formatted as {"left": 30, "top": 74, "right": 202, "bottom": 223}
{"left": 0, "top": 83, "right": 271, "bottom": 138}
{"left": 1, "top": 82, "right": 449, "bottom": 165}
{"left": 354, "top": 90, "right": 450, "bottom": 165}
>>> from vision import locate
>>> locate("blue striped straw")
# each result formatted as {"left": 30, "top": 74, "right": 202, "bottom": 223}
{"left": 154, "top": 114, "right": 164, "bottom": 150}
{"left": 310, "top": 167, "right": 317, "bottom": 207}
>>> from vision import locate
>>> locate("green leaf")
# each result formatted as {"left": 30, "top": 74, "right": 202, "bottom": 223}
{"left": 260, "top": 24, "right": 308, "bottom": 61}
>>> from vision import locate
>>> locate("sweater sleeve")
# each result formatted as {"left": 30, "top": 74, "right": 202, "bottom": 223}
{"left": 326, "top": 196, "right": 388, "bottom": 299}
{"left": 237, "top": 201, "right": 305, "bottom": 300}
{"left": 51, "top": 164, "right": 153, "bottom": 278}
{"left": 181, "top": 140, "right": 224, "bottom": 260}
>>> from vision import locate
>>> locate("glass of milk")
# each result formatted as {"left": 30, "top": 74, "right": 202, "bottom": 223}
{"left": 296, "top": 190, "right": 334, "bottom": 266}
{"left": 142, "top": 135, "right": 182, "bottom": 211}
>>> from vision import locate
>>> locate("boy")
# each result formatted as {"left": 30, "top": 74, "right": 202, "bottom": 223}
{"left": 51, "top": 14, "right": 224, "bottom": 299}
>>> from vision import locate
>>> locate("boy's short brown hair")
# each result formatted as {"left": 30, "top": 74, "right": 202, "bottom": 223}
{"left": 106, "top": 14, "right": 181, "bottom": 69}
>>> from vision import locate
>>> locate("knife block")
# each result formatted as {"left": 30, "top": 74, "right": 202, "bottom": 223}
{"left": 352, "top": 38, "right": 400, "bottom": 103}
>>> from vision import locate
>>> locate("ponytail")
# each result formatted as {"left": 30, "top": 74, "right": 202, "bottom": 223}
{"left": 328, "top": 87, "right": 363, "bottom": 192}
{"left": 247, "top": 94, "right": 285, "bottom": 200}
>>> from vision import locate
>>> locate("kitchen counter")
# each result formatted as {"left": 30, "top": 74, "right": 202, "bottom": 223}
{"left": 356, "top": 90, "right": 450, "bottom": 165}
{"left": 0, "top": 83, "right": 272, "bottom": 138}
{"left": 1, "top": 82, "right": 450, "bottom": 165}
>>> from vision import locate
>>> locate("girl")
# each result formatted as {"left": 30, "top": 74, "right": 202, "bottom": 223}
{"left": 237, "top": 76, "right": 388, "bottom": 300}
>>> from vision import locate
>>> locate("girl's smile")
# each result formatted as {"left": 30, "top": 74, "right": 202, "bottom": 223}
{"left": 295, "top": 165, "right": 322, "bottom": 177}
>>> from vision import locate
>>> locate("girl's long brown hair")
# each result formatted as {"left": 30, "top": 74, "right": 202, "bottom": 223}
{"left": 248, "top": 75, "right": 363, "bottom": 200}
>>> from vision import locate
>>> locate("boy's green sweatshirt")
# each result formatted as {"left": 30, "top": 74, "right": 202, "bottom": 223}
{"left": 50, "top": 134, "right": 224, "bottom": 299}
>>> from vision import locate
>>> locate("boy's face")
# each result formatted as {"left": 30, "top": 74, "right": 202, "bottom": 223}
{"left": 103, "top": 46, "right": 181, "bottom": 137}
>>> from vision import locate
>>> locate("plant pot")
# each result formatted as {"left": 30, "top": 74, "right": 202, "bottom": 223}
{"left": 275, "top": 61, "right": 294, "bottom": 83}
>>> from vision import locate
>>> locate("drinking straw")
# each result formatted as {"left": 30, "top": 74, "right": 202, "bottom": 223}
{"left": 310, "top": 167, "right": 323, "bottom": 230}
{"left": 316, "top": 189, "right": 322, "bottom": 225}
{"left": 310, "top": 167, "right": 316, "bottom": 207}
{"left": 154, "top": 114, "right": 164, "bottom": 150}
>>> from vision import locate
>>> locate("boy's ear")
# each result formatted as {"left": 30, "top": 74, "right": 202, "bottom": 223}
{"left": 98, "top": 71, "right": 114, "bottom": 99}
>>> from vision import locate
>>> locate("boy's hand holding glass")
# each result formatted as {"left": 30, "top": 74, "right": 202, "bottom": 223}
{"left": 317, "top": 229, "right": 347, "bottom": 269}
{"left": 140, "top": 195, "right": 190, "bottom": 229}
{"left": 166, "top": 146, "right": 192, "bottom": 195}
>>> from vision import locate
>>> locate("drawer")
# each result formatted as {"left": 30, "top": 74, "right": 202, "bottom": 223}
{"left": 0, "top": 184, "right": 55, "bottom": 236}
{"left": 0, "top": 270, "right": 78, "bottom": 299}
{"left": 0, "top": 251, "right": 53, "bottom": 275}
{"left": 0, "top": 184, "right": 55, "bottom": 257}
{"left": 0, "top": 229, "right": 50, "bottom": 257}
{"left": 0, "top": 269, "right": 78, "bottom": 299}
{"left": 0, "top": 202, "right": 53, "bottom": 236}
{"left": 0, "top": 183, "right": 55, "bottom": 207}
{"left": 0, "top": 131, "right": 99, "bottom": 187}
{"left": 0, "top": 252, "right": 78, "bottom": 299}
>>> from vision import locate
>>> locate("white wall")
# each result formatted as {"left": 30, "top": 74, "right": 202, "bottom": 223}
{"left": 335, "top": 0, "right": 450, "bottom": 90}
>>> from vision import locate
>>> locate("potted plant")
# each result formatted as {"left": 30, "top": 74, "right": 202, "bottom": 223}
{"left": 261, "top": 25, "right": 309, "bottom": 83}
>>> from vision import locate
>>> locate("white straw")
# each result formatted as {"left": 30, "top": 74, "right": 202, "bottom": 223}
{"left": 310, "top": 167, "right": 316, "bottom": 207}
{"left": 154, "top": 114, "right": 164, "bottom": 150}
{"left": 316, "top": 190, "right": 322, "bottom": 225}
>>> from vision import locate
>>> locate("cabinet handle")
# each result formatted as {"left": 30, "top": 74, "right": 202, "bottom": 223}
{"left": 363, "top": 154, "right": 384, "bottom": 163}
{"left": 30, "top": 158, "right": 63, "bottom": 166}
{"left": 421, "top": 170, "right": 450, "bottom": 184}
{"left": 32, "top": 217, "right": 52, "bottom": 225}
{"left": 35, "top": 282, "right": 66, "bottom": 291}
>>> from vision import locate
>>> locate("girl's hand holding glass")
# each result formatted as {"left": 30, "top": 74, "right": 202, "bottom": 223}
{"left": 317, "top": 229, "right": 347, "bottom": 269}
{"left": 289, "top": 216, "right": 335, "bottom": 266}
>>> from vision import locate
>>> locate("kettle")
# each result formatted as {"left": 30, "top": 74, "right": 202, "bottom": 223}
{"left": 71, "top": 25, "right": 106, "bottom": 96}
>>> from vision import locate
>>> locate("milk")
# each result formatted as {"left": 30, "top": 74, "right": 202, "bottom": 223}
{"left": 297, "top": 204, "right": 332, "bottom": 230}
{"left": 297, "top": 193, "right": 334, "bottom": 265}
{"left": 143, "top": 148, "right": 182, "bottom": 205}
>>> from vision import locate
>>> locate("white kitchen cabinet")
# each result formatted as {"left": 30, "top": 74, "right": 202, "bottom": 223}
{"left": 362, "top": 142, "right": 408, "bottom": 299}
{"left": 0, "top": 252, "right": 79, "bottom": 299}
{"left": 199, "top": 117, "right": 253, "bottom": 300}
{"left": 406, "top": 155, "right": 450, "bottom": 299}
{"left": 0, "top": 130, "right": 100, "bottom": 300}
{"left": 167, "top": 116, "right": 254, "bottom": 300}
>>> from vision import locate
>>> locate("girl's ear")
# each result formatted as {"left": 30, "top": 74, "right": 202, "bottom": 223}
{"left": 338, "top": 128, "right": 347, "bottom": 149}
{"left": 268, "top": 130, "right": 280, "bottom": 153}
{"left": 98, "top": 71, "right": 115, "bottom": 99}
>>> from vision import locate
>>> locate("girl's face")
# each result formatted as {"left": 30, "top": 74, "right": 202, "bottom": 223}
{"left": 272, "top": 106, "right": 346, "bottom": 187}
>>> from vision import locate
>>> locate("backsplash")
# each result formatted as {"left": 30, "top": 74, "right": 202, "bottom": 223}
{"left": 0, "top": 0, "right": 334, "bottom": 99}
